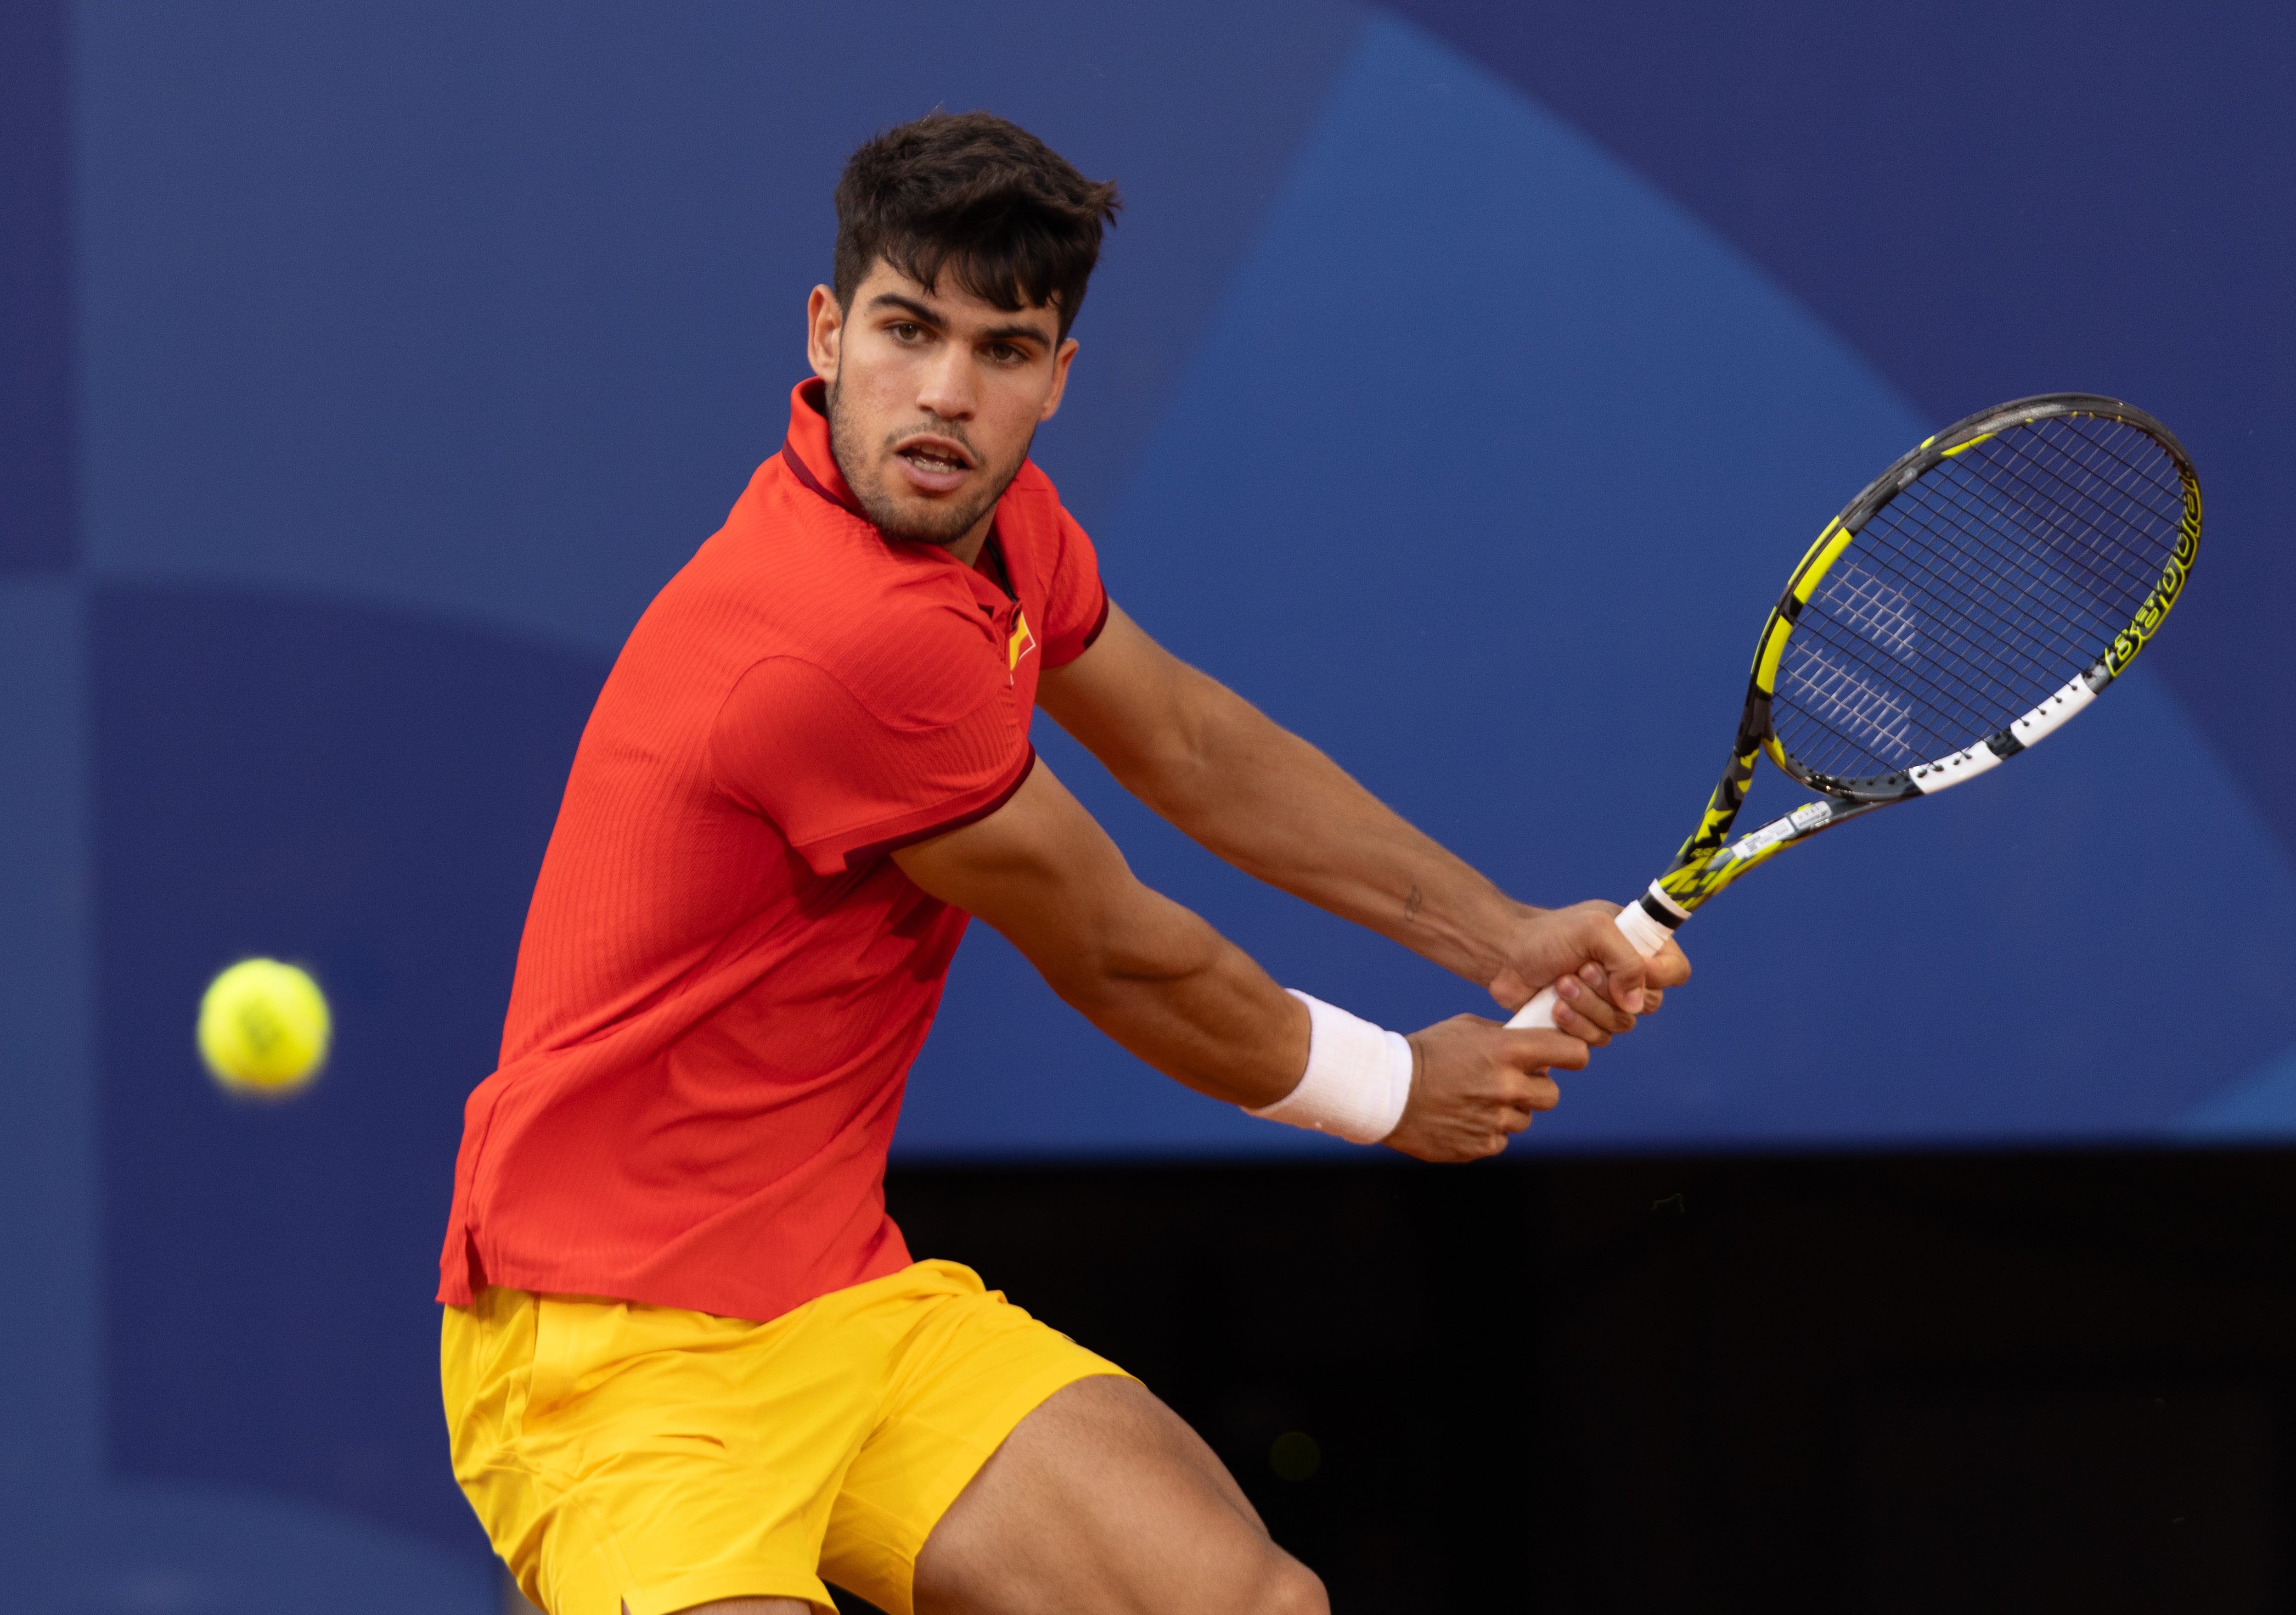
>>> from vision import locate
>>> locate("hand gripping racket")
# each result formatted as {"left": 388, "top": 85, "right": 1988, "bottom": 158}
{"left": 1510, "top": 393, "right": 2201, "bottom": 1030}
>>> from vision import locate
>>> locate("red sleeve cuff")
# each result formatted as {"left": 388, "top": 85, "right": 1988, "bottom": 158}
{"left": 1045, "top": 588, "right": 1111, "bottom": 668}
{"left": 797, "top": 746, "right": 1037, "bottom": 873}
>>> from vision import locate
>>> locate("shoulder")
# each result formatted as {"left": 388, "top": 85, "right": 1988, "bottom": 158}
{"left": 761, "top": 587, "right": 1004, "bottom": 733}
{"left": 653, "top": 465, "right": 996, "bottom": 711}
{"left": 996, "top": 460, "right": 1097, "bottom": 570}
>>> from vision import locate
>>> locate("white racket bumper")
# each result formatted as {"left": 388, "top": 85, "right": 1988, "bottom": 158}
{"left": 1506, "top": 884, "right": 1678, "bottom": 1031}
{"left": 1908, "top": 671, "right": 2098, "bottom": 795}
{"left": 1907, "top": 740, "right": 2003, "bottom": 793}
{"left": 2006, "top": 671, "right": 2099, "bottom": 749}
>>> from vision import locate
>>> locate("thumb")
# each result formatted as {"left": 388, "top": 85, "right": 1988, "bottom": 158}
{"left": 1584, "top": 914, "right": 1648, "bottom": 1013}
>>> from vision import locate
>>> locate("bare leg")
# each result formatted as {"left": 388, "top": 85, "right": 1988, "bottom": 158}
{"left": 913, "top": 1376, "right": 1327, "bottom": 1615}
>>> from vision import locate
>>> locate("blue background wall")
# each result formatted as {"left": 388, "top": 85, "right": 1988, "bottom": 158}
{"left": 3, "top": 1, "right": 2292, "bottom": 1605}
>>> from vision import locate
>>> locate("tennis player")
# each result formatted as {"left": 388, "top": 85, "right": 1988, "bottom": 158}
{"left": 439, "top": 111, "right": 1688, "bottom": 1615}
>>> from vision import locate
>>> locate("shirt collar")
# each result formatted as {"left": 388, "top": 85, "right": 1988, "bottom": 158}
{"left": 780, "top": 377, "right": 866, "bottom": 519}
{"left": 778, "top": 379, "right": 1015, "bottom": 608}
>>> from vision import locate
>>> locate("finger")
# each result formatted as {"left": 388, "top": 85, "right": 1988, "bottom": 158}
{"left": 1491, "top": 1065, "right": 1559, "bottom": 1114}
{"left": 1548, "top": 998, "right": 1612, "bottom": 1047}
{"left": 1549, "top": 1000, "right": 1611, "bottom": 1047}
{"left": 1515, "top": 1073, "right": 1561, "bottom": 1112}
{"left": 1578, "top": 914, "right": 1650, "bottom": 1013}
{"left": 1497, "top": 1078, "right": 1562, "bottom": 1116}
{"left": 1554, "top": 974, "right": 1632, "bottom": 1040}
{"left": 1502, "top": 1028, "right": 1589, "bottom": 1074}
{"left": 1645, "top": 938, "right": 1692, "bottom": 990}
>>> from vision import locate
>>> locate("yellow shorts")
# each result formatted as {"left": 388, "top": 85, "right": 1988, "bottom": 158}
{"left": 440, "top": 1259, "right": 1130, "bottom": 1615}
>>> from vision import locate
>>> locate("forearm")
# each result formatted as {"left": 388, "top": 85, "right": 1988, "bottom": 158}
{"left": 1128, "top": 684, "right": 1528, "bottom": 986}
{"left": 1024, "top": 882, "right": 1308, "bottom": 1109}
{"left": 890, "top": 758, "right": 1307, "bottom": 1108}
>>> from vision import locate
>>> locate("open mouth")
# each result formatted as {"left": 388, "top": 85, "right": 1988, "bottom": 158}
{"left": 892, "top": 435, "right": 977, "bottom": 497}
{"left": 895, "top": 440, "right": 974, "bottom": 475}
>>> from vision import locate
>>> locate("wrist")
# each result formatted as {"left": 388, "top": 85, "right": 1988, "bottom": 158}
{"left": 1407, "top": 878, "right": 1540, "bottom": 987}
{"left": 1244, "top": 990, "right": 1413, "bottom": 1144}
{"left": 1475, "top": 900, "right": 1547, "bottom": 990}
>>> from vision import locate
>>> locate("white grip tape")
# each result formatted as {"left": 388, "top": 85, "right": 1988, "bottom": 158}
{"left": 1246, "top": 989, "right": 1414, "bottom": 1144}
{"left": 1505, "top": 897, "right": 1674, "bottom": 1031}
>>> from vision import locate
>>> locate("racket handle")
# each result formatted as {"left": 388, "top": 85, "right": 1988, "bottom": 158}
{"left": 1505, "top": 898, "right": 1676, "bottom": 1031}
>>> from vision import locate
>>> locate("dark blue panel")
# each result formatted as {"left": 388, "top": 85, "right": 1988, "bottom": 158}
{"left": 1387, "top": 0, "right": 2296, "bottom": 856}
{"left": 92, "top": 585, "right": 605, "bottom": 1561}
{"left": 0, "top": 0, "right": 73, "bottom": 571}
{"left": 73, "top": 0, "right": 1365, "bottom": 647}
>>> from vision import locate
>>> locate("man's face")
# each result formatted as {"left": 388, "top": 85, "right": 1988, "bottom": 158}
{"left": 807, "top": 261, "right": 1077, "bottom": 553}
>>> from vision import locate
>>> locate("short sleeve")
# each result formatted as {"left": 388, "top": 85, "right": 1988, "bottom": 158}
{"left": 1035, "top": 506, "right": 1110, "bottom": 669}
{"left": 709, "top": 656, "right": 1033, "bottom": 875}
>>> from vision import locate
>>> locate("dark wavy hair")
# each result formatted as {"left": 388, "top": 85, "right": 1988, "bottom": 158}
{"left": 833, "top": 112, "right": 1122, "bottom": 341}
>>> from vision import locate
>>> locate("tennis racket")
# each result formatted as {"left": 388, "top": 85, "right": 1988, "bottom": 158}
{"left": 1511, "top": 392, "right": 2201, "bottom": 1031}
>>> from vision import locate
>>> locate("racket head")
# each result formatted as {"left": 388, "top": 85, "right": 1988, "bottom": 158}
{"left": 1652, "top": 394, "right": 2200, "bottom": 919}
{"left": 1752, "top": 394, "right": 2200, "bottom": 799}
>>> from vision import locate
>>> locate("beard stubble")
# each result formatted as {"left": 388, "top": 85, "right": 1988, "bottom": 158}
{"left": 826, "top": 380, "right": 1035, "bottom": 548}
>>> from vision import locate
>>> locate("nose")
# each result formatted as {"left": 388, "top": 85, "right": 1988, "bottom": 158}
{"left": 912, "top": 340, "right": 976, "bottom": 422}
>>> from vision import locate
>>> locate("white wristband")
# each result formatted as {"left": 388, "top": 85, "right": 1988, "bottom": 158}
{"left": 1245, "top": 990, "right": 1414, "bottom": 1144}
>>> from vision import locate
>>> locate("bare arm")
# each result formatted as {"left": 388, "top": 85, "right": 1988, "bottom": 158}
{"left": 1035, "top": 605, "right": 1689, "bottom": 1021}
{"left": 890, "top": 757, "right": 1589, "bottom": 1160}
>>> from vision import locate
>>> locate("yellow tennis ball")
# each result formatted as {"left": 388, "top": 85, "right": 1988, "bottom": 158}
{"left": 197, "top": 959, "right": 332, "bottom": 1095}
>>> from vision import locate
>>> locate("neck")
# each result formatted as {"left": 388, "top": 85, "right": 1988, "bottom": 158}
{"left": 943, "top": 515, "right": 996, "bottom": 570}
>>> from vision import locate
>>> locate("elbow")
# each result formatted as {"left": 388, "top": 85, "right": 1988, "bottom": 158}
{"left": 1120, "top": 735, "right": 1227, "bottom": 830}
{"left": 1041, "top": 940, "right": 1199, "bottom": 1017}
{"left": 1028, "top": 890, "right": 1221, "bottom": 1013}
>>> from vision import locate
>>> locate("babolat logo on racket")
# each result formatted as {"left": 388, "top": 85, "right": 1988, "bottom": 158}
{"left": 2107, "top": 484, "right": 2201, "bottom": 676}
{"left": 1507, "top": 393, "right": 2202, "bottom": 1034}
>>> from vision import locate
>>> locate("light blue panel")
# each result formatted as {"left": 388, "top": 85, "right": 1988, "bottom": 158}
{"left": 2175, "top": 1041, "right": 2296, "bottom": 1138}
{"left": 898, "top": 14, "right": 2296, "bottom": 1156}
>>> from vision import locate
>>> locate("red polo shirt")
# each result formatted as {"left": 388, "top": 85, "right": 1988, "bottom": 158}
{"left": 436, "top": 378, "right": 1109, "bottom": 1322}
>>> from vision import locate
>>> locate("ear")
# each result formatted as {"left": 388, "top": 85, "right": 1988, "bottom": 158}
{"left": 1038, "top": 336, "right": 1080, "bottom": 423}
{"left": 807, "top": 285, "right": 844, "bottom": 384}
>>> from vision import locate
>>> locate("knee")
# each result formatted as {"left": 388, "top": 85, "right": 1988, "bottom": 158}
{"left": 1250, "top": 1552, "right": 1328, "bottom": 1615}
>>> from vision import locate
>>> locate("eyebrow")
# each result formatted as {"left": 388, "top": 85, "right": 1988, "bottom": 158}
{"left": 866, "top": 292, "right": 1053, "bottom": 349}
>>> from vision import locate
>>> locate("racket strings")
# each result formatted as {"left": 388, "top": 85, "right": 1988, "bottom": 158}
{"left": 1787, "top": 420, "right": 2177, "bottom": 770}
{"left": 1930, "top": 423, "right": 2175, "bottom": 623}
{"left": 1904, "top": 424, "right": 2174, "bottom": 637}
{"left": 1774, "top": 414, "right": 2184, "bottom": 783}
{"left": 1924, "top": 424, "right": 2178, "bottom": 656}
{"left": 1870, "top": 476, "right": 2131, "bottom": 703}
{"left": 1791, "top": 481, "right": 2155, "bottom": 768}
{"left": 1790, "top": 504, "right": 2106, "bottom": 767}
